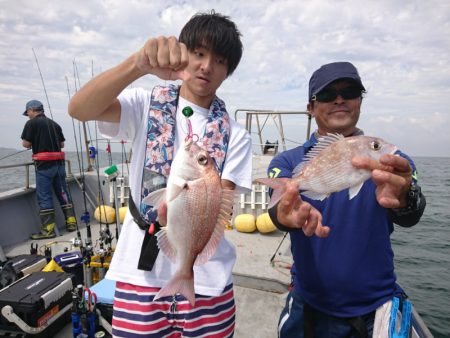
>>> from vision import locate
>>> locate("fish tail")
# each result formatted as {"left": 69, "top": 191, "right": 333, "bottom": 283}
{"left": 255, "top": 177, "right": 289, "bottom": 209}
{"left": 155, "top": 272, "right": 196, "bottom": 306}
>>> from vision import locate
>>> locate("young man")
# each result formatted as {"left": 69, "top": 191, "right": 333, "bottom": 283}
{"left": 21, "top": 100, "right": 77, "bottom": 239}
{"left": 267, "top": 62, "right": 426, "bottom": 337}
{"left": 69, "top": 11, "right": 252, "bottom": 337}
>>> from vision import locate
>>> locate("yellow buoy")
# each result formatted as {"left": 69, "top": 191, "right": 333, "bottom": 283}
{"left": 256, "top": 213, "right": 277, "bottom": 233}
{"left": 119, "top": 206, "right": 128, "bottom": 223}
{"left": 94, "top": 205, "right": 116, "bottom": 224}
{"left": 234, "top": 214, "right": 256, "bottom": 233}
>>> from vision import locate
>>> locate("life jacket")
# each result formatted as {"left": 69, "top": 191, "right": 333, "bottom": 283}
{"left": 32, "top": 151, "right": 65, "bottom": 161}
{"left": 130, "top": 84, "right": 231, "bottom": 271}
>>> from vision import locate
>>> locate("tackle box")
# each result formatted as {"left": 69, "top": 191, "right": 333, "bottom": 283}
{"left": 9, "top": 254, "right": 47, "bottom": 278}
{"left": 0, "top": 271, "right": 75, "bottom": 337}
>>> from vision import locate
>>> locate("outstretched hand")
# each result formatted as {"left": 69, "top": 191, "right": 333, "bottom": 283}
{"left": 136, "top": 36, "right": 190, "bottom": 81}
{"left": 276, "top": 181, "right": 330, "bottom": 237}
{"left": 352, "top": 153, "right": 412, "bottom": 209}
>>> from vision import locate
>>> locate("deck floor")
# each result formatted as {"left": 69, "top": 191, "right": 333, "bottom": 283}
{"left": 3, "top": 221, "right": 293, "bottom": 338}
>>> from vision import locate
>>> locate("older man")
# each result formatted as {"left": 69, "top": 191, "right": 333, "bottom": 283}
{"left": 268, "top": 62, "right": 426, "bottom": 337}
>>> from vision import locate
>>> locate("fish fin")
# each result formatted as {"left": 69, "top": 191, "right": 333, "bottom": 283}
{"left": 166, "top": 176, "right": 188, "bottom": 202}
{"left": 301, "top": 190, "right": 329, "bottom": 201}
{"left": 154, "top": 271, "right": 195, "bottom": 306}
{"left": 156, "top": 228, "right": 177, "bottom": 263}
{"left": 255, "top": 177, "right": 289, "bottom": 209}
{"left": 194, "top": 189, "right": 235, "bottom": 266}
{"left": 142, "top": 188, "right": 166, "bottom": 207}
{"left": 293, "top": 133, "right": 344, "bottom": 175}
{"left": 348, "top": 181, "right": 364, "bottom": 200}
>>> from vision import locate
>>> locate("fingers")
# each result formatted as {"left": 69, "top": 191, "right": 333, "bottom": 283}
{"left": 379, "top": 154, "right": 411, "bottom": 175}
{"left": 277, "top": 181, "right": 330, "bottom": 238}
{"left": 278, "top": 181, "right": 301, "bottom": 215}
{"left": 351, "top": 155, "right": 392, "bottom": 172}
{"left": 138, "top": 36, "right": 188, "bottom": 79}
{"left": 353, "top": 154, "right": 412, "bottom": 209}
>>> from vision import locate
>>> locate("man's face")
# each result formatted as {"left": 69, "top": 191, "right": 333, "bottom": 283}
{"left": 26, "top": 109, "right": 38, "bottom": 119}
{"left": 307, "top": 80, "right": 362, "bottom": 136}
{"left": 180, "top": 46, "right": 228, "bottom": 108}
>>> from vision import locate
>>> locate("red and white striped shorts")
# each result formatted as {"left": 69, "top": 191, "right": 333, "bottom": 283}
{"left": 112, "top": 282, "right": 235, "bottom": 337}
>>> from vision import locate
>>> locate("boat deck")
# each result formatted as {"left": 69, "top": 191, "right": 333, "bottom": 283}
{"left": 3, "top": 221, "right": 293, "bottom": 338}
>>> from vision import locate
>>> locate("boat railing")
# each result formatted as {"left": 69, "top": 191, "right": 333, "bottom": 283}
{"left": 0, "top": 160, "right": 74, "bottom": 190}
{"left": 234, "top": 109, "right": 313, "bottom": 155}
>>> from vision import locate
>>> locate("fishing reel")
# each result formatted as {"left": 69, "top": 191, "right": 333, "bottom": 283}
{"left": 99, "top": 226, "right": 113, "bottom": 246}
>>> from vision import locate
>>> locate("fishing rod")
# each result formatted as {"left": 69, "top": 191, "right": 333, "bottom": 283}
{"left": 65, "top": 77, "right": 84, "bottom": 249}
{"left": 0, "top": 148, "right": 30, "bottom": 161}
{"left": 66, "top": 70, "right": 94, "bottom": 280}
{"left": 32, "top": 48, "right": 53, "bottom": 118}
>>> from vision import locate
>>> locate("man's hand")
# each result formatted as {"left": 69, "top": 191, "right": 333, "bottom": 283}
{"left": 276, "top": 181, "right": 330, "bottom": 237}
{"left": 352, "top": 154, "right": 412, "bottom": 209}
{"left": 135, "top": 36, "right": 189, "bottom": 81}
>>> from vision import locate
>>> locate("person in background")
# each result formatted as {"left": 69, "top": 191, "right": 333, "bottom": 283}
{"left": 267, "top": 62, "right": 426, "bottom": 337}
{"left": 68, "top": 11, "right": 252, "bottom": 337}
{"left": 21, "top": 100, "right": 77, "bottom": 239}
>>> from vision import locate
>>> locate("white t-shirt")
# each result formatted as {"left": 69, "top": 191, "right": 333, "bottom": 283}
{"left": 100, "top": 87, "right": 252, "bottom": 296}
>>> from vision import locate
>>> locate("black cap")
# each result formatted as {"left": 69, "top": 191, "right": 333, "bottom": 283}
{"left": 308, "top": 62, "right": 365, "bottom": 101}
{"left": 23, "top": 100, "right": 44, "bottom": 116}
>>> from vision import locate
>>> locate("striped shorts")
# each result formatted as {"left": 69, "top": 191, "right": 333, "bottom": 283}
{"left": 112, "top": 282, "right": 235, "bottom": 337}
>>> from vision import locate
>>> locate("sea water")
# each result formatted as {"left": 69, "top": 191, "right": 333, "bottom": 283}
{"left": 1, "top": 149, "right": 449, "bottom": 337}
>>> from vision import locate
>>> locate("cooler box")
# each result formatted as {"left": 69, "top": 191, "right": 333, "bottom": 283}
{"left": 9, "top": 254, "right": 47, "bottom": 278}
{"left": 89, "top": 278, "right": 116, "bottom": 323}
{"left": 0, "top": 271, "right": 74, "bottom": 336}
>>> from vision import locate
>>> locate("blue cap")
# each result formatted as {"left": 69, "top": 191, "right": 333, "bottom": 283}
{"left": 308, "top": 62, "right": 365, "bottom": 101}
{"left": 23, "top": 100, "right": 44, "bottom": 116}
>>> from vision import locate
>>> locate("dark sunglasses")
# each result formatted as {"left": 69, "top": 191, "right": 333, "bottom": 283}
{"left": 311, "top": 86, "right": 363, "bottom": 103}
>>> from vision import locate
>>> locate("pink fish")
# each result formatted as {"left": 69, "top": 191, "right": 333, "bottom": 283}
{"left": 257, "top": 133, "right": 397, "bottom": 207}
{"left": 142, "top": 139, "right": 234, "bottom": 306}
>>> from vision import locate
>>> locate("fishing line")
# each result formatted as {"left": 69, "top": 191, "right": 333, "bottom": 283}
{"left": 32, "top": 48, "right": 53, "bottom": 119}
{"left": 270, "top": 231, "right": 289, "bottom": 264}
{"left": 65, "top": 76, "right": 85, "bottom": 247}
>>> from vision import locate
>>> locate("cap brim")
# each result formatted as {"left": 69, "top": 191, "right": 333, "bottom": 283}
{"left": 23, "top": 110, "right": 28, "bottom": 116}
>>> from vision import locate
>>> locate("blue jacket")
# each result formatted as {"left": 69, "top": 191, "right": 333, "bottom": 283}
{"left": 268, "top": 133, "right": 417, "bottom": 317}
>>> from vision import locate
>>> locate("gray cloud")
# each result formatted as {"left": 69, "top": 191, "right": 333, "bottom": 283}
{"left": 1, "top": 0, "right": 449, "bottom": 157}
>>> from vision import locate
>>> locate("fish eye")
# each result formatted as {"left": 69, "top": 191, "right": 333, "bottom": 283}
{"left": 197, "top": 154, "right": 208, "bottom": 166}
{"left": 371, "top": 140, "right": 382, "bottom": 151}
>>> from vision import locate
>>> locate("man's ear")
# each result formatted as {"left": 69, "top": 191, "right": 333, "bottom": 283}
{"left": 307, "top": 101, "right": 314, "bottom": 115}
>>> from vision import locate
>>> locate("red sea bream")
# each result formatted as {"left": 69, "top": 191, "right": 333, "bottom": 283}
{"left": 142, "top": 139, "right": 234, "bottom": 306}
{"left": 257, "top": 133, "right": 398, "bottom": 207}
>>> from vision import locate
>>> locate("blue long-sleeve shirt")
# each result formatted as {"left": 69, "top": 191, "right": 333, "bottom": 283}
{"left": 268, "top": 133, "right": 417, "bottom": 317}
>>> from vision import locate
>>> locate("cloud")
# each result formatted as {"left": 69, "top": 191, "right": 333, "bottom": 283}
{"left": 1, "top": 0, "right": 449, "bottom": 157}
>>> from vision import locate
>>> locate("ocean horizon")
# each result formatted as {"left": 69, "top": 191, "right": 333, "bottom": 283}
{"left": 1, "top": 148, "right": 449, "bottom": 337}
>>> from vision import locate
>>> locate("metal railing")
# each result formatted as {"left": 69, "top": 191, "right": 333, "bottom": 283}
{"left": 0, "top": 160, "right": 73, "bottom": 190}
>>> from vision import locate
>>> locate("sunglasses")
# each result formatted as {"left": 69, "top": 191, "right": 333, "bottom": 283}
{"left": 311, "top": 86, "right": 363, "bottom": 103}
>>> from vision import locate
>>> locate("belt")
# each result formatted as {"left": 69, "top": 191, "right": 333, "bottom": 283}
{"left": 128, "top": 195, "right": 161, "bottom": 271}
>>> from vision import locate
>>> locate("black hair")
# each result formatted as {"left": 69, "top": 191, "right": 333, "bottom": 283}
{"left": 179, "top": 10, "right": 243, "bottom": 76}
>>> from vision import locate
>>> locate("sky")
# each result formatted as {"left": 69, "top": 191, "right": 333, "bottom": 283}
{"left": 1, "top": 0, "right": 449, "bottom": 158}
